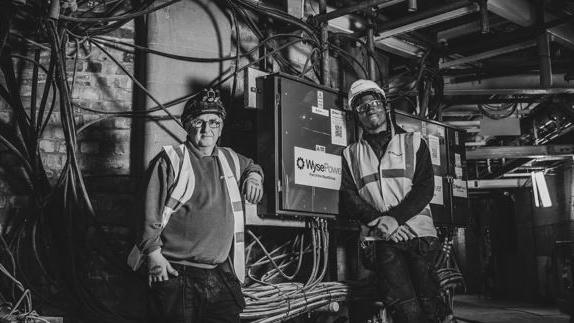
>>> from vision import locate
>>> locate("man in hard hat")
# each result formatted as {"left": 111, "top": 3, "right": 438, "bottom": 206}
{"left": 340, "top": 80, "right": 444, "bottom": 322}
{"left": 130, "top": 89, "right": 263, "bottom": 322}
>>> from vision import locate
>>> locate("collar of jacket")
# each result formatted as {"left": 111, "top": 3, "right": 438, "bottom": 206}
{"left": 185, "top": 140, "right": 220, "bottom": 158}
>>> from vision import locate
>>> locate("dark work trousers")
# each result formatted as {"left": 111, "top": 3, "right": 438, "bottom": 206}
{"left": 374, "top": 237, "right": 444, "bottom": 323}
{"left": 148, "top": 262, "right": 245, "bottom": 323}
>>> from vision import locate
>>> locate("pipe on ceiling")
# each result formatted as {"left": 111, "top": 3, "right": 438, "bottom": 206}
{"left": 319, "top": 0, "right": 330, "bottom": 86}
{"left": 408, "top": 0, "right": 417, "bottom": 12}
{"left": 312, "top": 0, "right": 406, "bottom": 24}
{"left": 367, "top": 19, "right": 377, "bottom": 80}
{"left": 374, "top": 1, "right": 480, "bottom": 40}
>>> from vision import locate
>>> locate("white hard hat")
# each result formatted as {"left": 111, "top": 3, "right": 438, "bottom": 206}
{"left": 348, "top": 79, "right": 386, "bottom": 109}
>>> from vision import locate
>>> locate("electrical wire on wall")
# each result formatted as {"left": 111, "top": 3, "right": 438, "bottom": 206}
{"left": 386, "top": 50, "right": 444, "bottom": 120}
{"left": 241, "top": 219, "right": 348, "bottom": 322}
{"left": 0, "top": 0, "right": 351, "bottom": 322}
{"left": 434, "top": 231, "right": 465, "bottom": 319}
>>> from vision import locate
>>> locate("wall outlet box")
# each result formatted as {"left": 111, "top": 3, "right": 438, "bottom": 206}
{"left": 244, "top": 67, "right": 269, "bottom": 109}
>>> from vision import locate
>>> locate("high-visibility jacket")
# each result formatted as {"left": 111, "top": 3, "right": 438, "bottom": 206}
{"left": 343, "top": 132, "right": 437, "bottom": 239}
{"left": 127, "top": 144, "right": 246, "bottom": 283}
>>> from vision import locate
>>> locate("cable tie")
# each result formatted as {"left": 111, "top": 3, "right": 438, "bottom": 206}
{"left": 302, "top": 290, "right": 308, "bottom": 313}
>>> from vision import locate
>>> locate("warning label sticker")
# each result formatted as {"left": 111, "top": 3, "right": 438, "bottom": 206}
{"left": 453, "top": 179, "right": 468, "bottom": 198}
{"left": 431, "top": 176, "right": 444, "bottom": 205}
{"left": 330, "top": 109, "right": 348, "bottom": 147}
{"left": 428, "top": 135, "right": 440, "bottom": 166}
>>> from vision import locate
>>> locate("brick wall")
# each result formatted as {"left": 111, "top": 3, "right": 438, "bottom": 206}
{"left": 0, "top": 22, "right": 135, "bottom": 223}
{"left": 0, "top": 21, "right": 144, "bottom": 317}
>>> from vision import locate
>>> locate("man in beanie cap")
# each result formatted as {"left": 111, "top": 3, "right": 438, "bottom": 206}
{"left": 340, "top": 80, "right": 445, "bottom": 322}
{"left": 132, "top": 88, "right": 263, "bottom": 322}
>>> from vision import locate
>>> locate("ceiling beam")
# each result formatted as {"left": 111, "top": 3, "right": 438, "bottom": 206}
{"left": 444, "top": 73, "right": 574, "bottom": 95}
{"left": 324, "top": 7, "right": 425, "bottom": 58}
{"left": 440, "top": 40, "right": 537, "bottom": 68}
{"left": 468, "top": 179, "right": 531, "bottom": 189}
{"left": 374, "top": 1, "right": 480, "bottom": 40}
{"left": 466, "top": 145, "right": 574, "bottom": 160}
{"left": 444, "top": 88, "right": 574, "bottom": 96}
{"left": 437, "top": 16, "right": 507, "bottom": 41}
{"left": 487, "top": 0, "right": 574, "bottom": 49}
{"left": 312, "top": 0, "right": 406, "bottom": 23}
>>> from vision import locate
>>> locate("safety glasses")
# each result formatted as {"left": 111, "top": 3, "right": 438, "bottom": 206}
{"left": 355, "top": 99, "right": 387, "bottom": 113}
{"left": 188, "top": 118, "right": 222, "bottom": 129}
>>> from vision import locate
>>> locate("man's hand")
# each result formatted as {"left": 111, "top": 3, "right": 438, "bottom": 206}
{"left": 389, "top": 224, "right": 417, "bottom": 243}
{"left": 367, "top": 215, "right": 399, "bottom": 240}
{"left": 147, "top": 249, "right": 178, "bottom": 287}
{"left": 243, "top": 173, "right": 263, "bottom": 204}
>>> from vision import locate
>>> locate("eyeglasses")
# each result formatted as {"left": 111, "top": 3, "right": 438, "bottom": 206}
{"left": 355, "top": 99, "right": 386, "bottom": 113}
{"left": 188, "top": 118, "right": 222, "bottom": 129}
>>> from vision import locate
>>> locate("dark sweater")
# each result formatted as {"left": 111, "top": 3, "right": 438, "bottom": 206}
{"left": 340, "top": 129, "right": 434, "bottom": 225}
{"left": 137, "top": 142, "right": 262, "bottom": 268}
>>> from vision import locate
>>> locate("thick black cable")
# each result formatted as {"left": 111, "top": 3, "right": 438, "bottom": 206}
{"left": 233, "top": 0, "right": 319, "bottom": 44}
{"left": 90, "top": 39, "right": 184, "bottom": 129}
{"left": 60, "top": 0, "right": 181, "bottom": 22}
{"left": 76, "top": 37, "right": 308, "bottom": 119}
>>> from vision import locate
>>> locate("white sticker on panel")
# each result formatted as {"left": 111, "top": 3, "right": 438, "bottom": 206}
{"left": 453, "top": 179, "right": 468, "bottom": 198}
{"left": 455, "top": 167, "right": 463, "bottom": 178}
{"left": 428, "top": 135, "right": 440, "bottom": 166}
{"left": 330, "top": 109, "right": 348, "bottom": 146}
{"left": 431, "top": 176, "right": 444, "bottom": 205}
{"left": 294, "top": 147, "right": 342, "bottom": 190}
{"left": 317, "top": 90, "right": 324, "bottom": 109}
{"left": 312, "top": 105, "right": 329, "bottom": 117}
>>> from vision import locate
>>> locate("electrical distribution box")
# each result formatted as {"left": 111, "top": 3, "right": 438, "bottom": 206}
{"left": 395, "top": 111, "right": 470, "bottom": 226}
{"left": 256, "top": 74, "right": 355, "bottom": 218}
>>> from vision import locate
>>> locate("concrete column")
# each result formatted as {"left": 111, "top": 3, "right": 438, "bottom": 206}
{"left": 143, "top": 0, "right": 232, "bottom": 165}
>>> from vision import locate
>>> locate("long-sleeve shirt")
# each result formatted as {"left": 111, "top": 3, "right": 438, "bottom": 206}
{"left": 137, "top": 142, "right": 263, "bottom": 268}
{"left": 340, "top": 129, "right": 434, "bottom": 225}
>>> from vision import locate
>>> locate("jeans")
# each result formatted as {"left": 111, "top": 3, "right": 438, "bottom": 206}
{"left": 374, "top": 237, "right": 445, "bottom": 323}
{"left": 148, "top": 262, "right": 245, "bottom": 323}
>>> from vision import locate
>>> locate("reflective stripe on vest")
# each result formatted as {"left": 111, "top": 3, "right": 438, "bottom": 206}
{"left": 343, "top": 132, "right": 437, "bottom": 238}
{"left": 217, "top": 148, "right": 246, "bottom": 284}
{"left": 128, "top": 145, "right": 247, "bottom": 279}
{"left": 161, "top": 144, "right": 195, "bottom": 228}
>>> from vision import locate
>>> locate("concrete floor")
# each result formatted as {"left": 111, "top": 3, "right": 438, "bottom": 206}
{"left": 453, "top": 295, "right": 572, "bottom": 323}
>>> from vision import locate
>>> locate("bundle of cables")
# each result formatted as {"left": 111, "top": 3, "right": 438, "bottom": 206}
{"left": 434, "top": 235, "right": 465, "bottom": 315}
{"left": 0, "top": 0, "right": 378, "bottom": 321}
{"left": 477, "top": 98, "right": 518, "bottom": 120}
{"left": 0, "top": 238, "right": 49, "bottom": 323}
{"left": 241, "top": 219, "right": 349, "bottom": 322}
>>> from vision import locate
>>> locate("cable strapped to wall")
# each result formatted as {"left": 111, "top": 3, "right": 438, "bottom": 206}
{"left": 435, "top": 232, "right": 466, "bottom": 318}
{"left": 241, "top": 219, "right": 349, "bottom": 322}
{"left": 0, "top": 0, "right": 348, "bottom": 322}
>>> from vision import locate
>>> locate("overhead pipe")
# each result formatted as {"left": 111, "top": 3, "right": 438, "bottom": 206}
{"left": 478, "top": 0, "right": 489, "bottom": 33}
{"left": 440, "top": 40, "right": 537, "bottom": 68}
{"left": 538, "top": 32, "right": 552, "bottom": 88}
{"left": 374, "top": 1, "right": 480, "bottom": 40}
{"left": 312, "top": 0, "right": 406, "bottom": 24}
{"left": 367, "top": 19, "right": 377, "bottom": 80}
{"left": 408, "top": 0, "right": 418, "bottom": 12}
{"left": 319, "top": 0, "right": 330, "bottom": 86}
{"left": 536, "top": 0, "right": 552, "bottom": 88}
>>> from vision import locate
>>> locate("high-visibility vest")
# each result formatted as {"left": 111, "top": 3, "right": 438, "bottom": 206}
{"left": 343, "top": 132, "right": 437, "bottom": 239}
{"left": 127, "top": 144, "right": 246, "bottom": 283}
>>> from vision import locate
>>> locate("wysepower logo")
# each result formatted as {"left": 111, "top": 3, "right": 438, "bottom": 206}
{"left": 296, "top": 157, "right": 305, "bottom": 170}
{"left": 297, "top": 155, "right": 341, "bottom": 178}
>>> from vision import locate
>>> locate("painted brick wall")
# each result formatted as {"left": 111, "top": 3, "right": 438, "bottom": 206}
{"left": 0, "top": 22, "right": 135, "bottom": 226}
{"left": 0, "top": 21, "right": 141, "bottom": 317}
